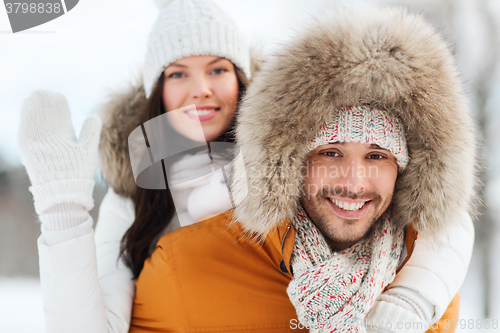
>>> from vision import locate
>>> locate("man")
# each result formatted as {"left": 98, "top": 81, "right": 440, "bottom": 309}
{"left": 130, "top": 7, "right": 475, "bottom": 333}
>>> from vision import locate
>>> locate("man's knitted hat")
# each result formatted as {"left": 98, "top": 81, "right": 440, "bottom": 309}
{"left": 308, "top": 105, "right": 409, "bottom": 172}
{"left": 143, "top": 0, "right": 251, "bottom": 98}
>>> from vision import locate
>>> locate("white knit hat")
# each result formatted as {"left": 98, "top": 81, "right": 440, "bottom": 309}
{"left": 308, "top": 105, "right": 410, "bottom": 172}
{"left": 143, "top": 0, "right": 251, "bottom": 97}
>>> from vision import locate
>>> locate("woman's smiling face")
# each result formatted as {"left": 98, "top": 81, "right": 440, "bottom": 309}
{"left": 162, "top": 55, "right": 239, "bottom": 142}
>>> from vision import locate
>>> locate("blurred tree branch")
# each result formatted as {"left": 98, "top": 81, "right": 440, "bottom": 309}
{"left": 474, "top": 0, "right": 499, "bottom": 318}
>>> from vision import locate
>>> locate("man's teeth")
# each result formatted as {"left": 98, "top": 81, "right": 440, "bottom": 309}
{"left": 329, "top": 198, "right": 366, "bottom": 211}
{"left": 186, "top": 109, "right": 217, "bottom": 116}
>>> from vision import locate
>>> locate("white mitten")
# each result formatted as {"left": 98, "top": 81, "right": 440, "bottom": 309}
{"left": 18, "top": 90, "right": 102, "bottom": 215}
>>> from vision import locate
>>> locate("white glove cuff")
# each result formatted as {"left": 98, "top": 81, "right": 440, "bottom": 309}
{"left": 382, "top": 287, "right": 434, "bottom": 324}
{"left": 39, "top": 202, "right": 90, "bottom": 231}
{"left": 365, "top": 300, "right": 428, "bottom": 333}
{"left": 30, "top": 179, "right": 95, "bottom": 214}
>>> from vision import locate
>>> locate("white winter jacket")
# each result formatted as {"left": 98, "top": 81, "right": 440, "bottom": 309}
{"left": 38, "top": 187, "right": 135, "bottom": 333}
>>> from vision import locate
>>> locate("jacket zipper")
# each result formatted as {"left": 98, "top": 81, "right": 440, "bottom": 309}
{"left": 281, "top": 225, "right": 291, "bottom": 255}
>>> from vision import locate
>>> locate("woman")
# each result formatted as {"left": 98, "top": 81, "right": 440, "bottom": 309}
{"left": 18, "top": 0, "right": 251, "bottom": 332}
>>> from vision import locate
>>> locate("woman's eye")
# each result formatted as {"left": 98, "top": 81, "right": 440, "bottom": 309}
{"left": 168, "top": 72, "right": 184, "bottom": 78}
{"left": 323, "top": 151, "right": 340, "bottom": 157}
{"left": 212, "top": 68, "right": 227, "bottom": 75}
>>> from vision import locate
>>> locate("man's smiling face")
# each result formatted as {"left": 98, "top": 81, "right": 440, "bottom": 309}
{"left": 300, "top": 141, "right": 398, "bottom": 251}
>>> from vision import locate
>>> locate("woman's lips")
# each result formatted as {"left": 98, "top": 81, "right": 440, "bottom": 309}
{"left": 184, "top": 107, "right": 220, "bottom": 121}
{"left": 327, "top": 197, "right": 371, "bottom": 219}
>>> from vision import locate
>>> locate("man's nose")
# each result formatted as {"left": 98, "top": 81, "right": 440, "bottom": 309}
{"left": 337, "top": 158, "right": 369, "bottom": 195}
{"left": 191, "top": 75, "right": 212, "bottom": 99}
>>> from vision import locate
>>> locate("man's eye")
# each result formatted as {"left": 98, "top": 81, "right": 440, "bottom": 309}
{"left": 324, "top": 151, "right": 340, "bottom": 157}
{"left": 168, "top": 72, "right": 184, "bottom": 78}
{"left": 367, "top": 154, "right": 384, "bottom": 160}
{"left": 212, "top": 68, "right": 227, "bottom": 75}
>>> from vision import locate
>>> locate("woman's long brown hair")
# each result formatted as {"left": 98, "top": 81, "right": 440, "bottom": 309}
{"left": 120, "top": 66, "right": 248, "bottom": 279}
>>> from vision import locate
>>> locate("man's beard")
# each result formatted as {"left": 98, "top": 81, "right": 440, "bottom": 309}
{"left": 300, "top": 185, "right": 392, "bottom": 251}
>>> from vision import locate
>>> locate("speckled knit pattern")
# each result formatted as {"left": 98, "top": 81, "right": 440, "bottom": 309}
{"left": 287, "top": 206, "right": 405, "bottom": 332}
{"left": 308, "top": 105, "right": 409, "bottom": 172}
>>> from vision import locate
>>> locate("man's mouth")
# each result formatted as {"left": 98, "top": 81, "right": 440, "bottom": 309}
{"left": 327, "top": 197, "right": 367, "bottom": 211}
{"left": 326, "top": 197, "right": 372, "bottom": 219}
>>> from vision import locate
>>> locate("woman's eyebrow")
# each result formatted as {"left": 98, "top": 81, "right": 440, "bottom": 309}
{"left": 168, "top": 58, "right": 224, "bottom": 68}
{"left": 208, "top": 58, "right": 225, "bottom": 65}
{"left": 168, "top": 63, "right": 187, "bottom": 68}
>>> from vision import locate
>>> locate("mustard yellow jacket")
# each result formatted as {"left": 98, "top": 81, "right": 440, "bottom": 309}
{"left": 130, "top": 211, "right": 458, "bottom": 333}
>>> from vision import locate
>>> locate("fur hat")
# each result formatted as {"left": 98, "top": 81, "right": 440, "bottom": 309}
{"left": 231, "top": 7, "right": 477, "bottom": 238}
{"left": 142, "top": 0, "right": 251, "bottom": 97}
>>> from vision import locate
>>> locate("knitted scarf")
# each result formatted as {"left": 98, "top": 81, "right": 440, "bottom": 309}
{"left": 287, "top": 206, "right": 405, "bottom": 332}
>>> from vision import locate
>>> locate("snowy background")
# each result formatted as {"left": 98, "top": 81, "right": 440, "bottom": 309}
{"left": 1, "top": 0, "right": 499, "bottom": 332}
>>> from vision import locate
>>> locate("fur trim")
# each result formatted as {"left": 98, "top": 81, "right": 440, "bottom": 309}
{"left": 249, "top": 46, "right": 264, "bottom": 77}
{"left": 98, "top": 79, "right": 147, "bottom": 198}
{"left": 232, "top": 7, "right": 477, "bottom": 238}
